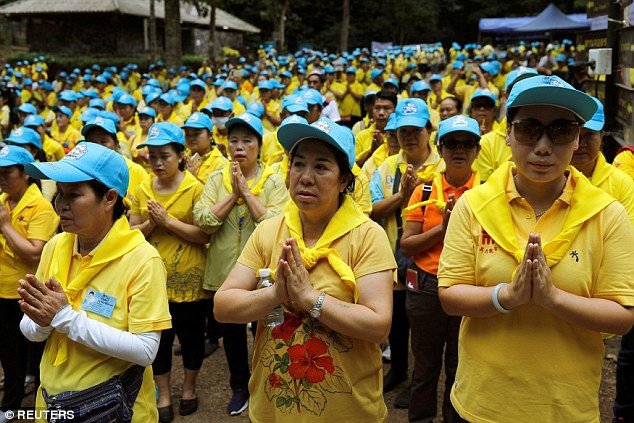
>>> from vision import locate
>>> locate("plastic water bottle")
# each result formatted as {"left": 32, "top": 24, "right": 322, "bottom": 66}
{"left": 257, "top": 268, "right": 284, "bottom": 327}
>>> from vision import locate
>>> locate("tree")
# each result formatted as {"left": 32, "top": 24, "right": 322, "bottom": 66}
{"left": 208, "top": 0, "right": 217, "bottom": 66}
{"left": 164, "top": 0, "right": 182, "bottom": 68}
{"left": 340, "top": 0, "right": 350, "bottom": 52}
{"left": 269, "top": 0, "right": 290, "bottom": 53}
{"left": 149, "top": 0, "right": 158, "bottom": 62}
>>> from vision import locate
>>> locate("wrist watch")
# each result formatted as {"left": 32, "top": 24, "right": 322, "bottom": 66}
{"left": 310, "top": 292, "right": 326, "bottom": 319}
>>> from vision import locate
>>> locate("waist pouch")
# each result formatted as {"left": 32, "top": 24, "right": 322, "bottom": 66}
{"left": 42, "top": 365, "right": 145, "bottom": 423}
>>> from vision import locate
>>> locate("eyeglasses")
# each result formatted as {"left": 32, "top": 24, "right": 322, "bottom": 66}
{"left": 471, "top": 101, "right": 494, "bottom": 110}
{"left": 441, "top": 139, "right": 479, "bottom": 150}
{"left": 511, "top": 119, "right": 580, "bottom": 145}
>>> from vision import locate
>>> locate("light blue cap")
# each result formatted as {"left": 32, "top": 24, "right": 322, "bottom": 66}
{"left": 138, "top": 106, "right": 157, "bottom": 118}
{"left": 504, "top": 66, "right": 538, "bottom": 92}
{"left": 437, "top": 115, "right": 481, "bottom": 143}
{"left": 384, "top": 78, "right": 399, "bottom": 88}
{"left": 556, "top": 53, "right": 567, "bottom": 62}
{"left": 145, "top": 91, "right": 161, "bottom": 105}
{"left": 226, "top": 112, "right": 264, "bottom": 139}
{"left": 507, "top": 75, "right": 597, "bottom": 121}
{"left": 172, "top": 84, "right": 190, "bottom": 103}
{"left": 583, "top": 97, "right": 604, "bottom": 131}
{"left": 277, "top": 117, "right": 356, "bottom": 169}
{"left": 81, "top": 116, "right": 117, "bottom": 137}
{"left": 137, "top": 122, "right": 185, "bottom": 148}
{"left": 384, "top": 114, "right": 397, "bottom": 131}
{"left": 89, "top": 98, "right": 106, "bottom": 110}
{"left": 411, "top": 80, "right": 431, "bottom": 92}
{"left": 17, "top": 103, "right": 37, "bottom": 114}
{"left": 223, "top": 80, "right": 238, "bottom": 91}
{"left": 210, "top": 96, "right": 233, "bottom": 112}
{"left": 280, "top": 114, "right": 308, "bottom": 127}
{"left": 26, "top": 142, "right": 129, "bottom": 198}
{"left": 246, "top": 102, "right": 265, "bottom": 118}
{"left": 345, "top": 66, "right": 357, "bottom": 74}
{"left": 302, "top": 89, "right": 324, "bottom": 106}
{"left": 95, "top": 75, "right": 107, "bottom": 84}
{"left": 280, "top": 71, "right": 292, "bottom": 79}
{"left": 182, "top": 112, "right": 213, "bottom": 131}
{"left": 5, "top": 127, "right": 42, "bottom": 150}
{"left": 429, "top": 74, "right": 442, "bottom": 82}
{"left": 159, "top": 93, "right": 175, "bottom": 105}
{"left": 190, "top": 79, "right": 206, "bottom": 90}
{"left": 54, "top": 105, "right": 73, "bottom": 118}
{"left": 23, "top": 114, "right": 45, "bottom": 128}
{"left": 479, "top": 61, "right": 499, "bottom": 76}
{"left": 81, "top": 89, "right": 99, "bottom": 99}
{"left": 258, "top": 80, "right": 272, "bottom": 91}
{"left": 470, "top": 88, "right": 497, "bottom": 103}
{"left": 80, "top": 108, "right": 100, "bottom": 122}
{"left": 395, "top": 98, "right": 430, "bottom": 128}
{"left": 452, "top": 61, "right": 464, "bottom": 70}
{"left": 212, "top": 78, "right": 225, "bottom": 87}
{"left": 282, "top": 94, "right": 309, "bottom": 114}
{"left": 115, "top": 93, "right": 137, "bottom": 107}
{"left": 370, "top": 69, "right": 383, "bottom": 81}
{"left": 0, "top": 145, "right": 35, "bottom": 167}
{"left": 99, "top": 110, "right": 120, "bottom": 125}
{"left": 146, "top": 78, "right": 161, "bottom": 88}
{"left": 58, "top": 90, "right": 78, "bottom": 102}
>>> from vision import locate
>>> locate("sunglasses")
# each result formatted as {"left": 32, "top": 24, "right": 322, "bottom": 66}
{"left": 471, "top": 101, "right": 494, "bottom": 110}
{"left": 511, "top": 119, "right": 580, "bottom": 145}
{"left": 441, "top": 139, "right": 479, "bottom": 150}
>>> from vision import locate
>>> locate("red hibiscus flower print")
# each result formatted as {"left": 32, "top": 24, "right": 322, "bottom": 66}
{"left": 272, "top": 312, "right": 302, "bottom": 342}
{"left": 287, "top": 337, "right": 335, "bottom": 384}
{"left": 268, "top": 373, "right": 283, "bottom": 388}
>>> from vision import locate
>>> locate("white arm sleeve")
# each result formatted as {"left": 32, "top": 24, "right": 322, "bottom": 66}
{"left": 49, "top": 305, "right": 161, "bottom": 367}
{"left": 20, "top": 314, "right": 54, "bottom": 342}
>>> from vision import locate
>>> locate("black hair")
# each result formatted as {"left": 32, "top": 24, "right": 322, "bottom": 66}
{"left": 375, "top": 90, "right": 398, "bottom": 108}
{"left": 86, "top": 179, "right": 126, "bottom": 221}
{"left": 440, "top": 96, "right": 462, "bottom": 113}
{"left": 14, "top": 164, "right": 42, "bottom": 190}
{"left": 164, "top": 142, "right": 187, "bottom": 171}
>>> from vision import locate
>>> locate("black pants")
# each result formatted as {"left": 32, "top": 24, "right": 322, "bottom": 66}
{"left": 221, "top": 323, "right": 251, "bottom": 391}
{"left": 389, "top": 289, "right": 409, "bottom": 377}
{"left": 153, "top": 301, "right": 205, "bottom": 375}
{"left": 451, "top": 407, "right": 470, "bottom": 423}
{"left": 200, "top": 297, "right": 223, "bottom": 343}
{"left": 615, "top": 329, "right": 634, "bottom": 421}
{"left": 0, "top": 298, "right": 27, "bottom": 410}
{"left": 406, "top": 270, "right": 461, "bottom": 423}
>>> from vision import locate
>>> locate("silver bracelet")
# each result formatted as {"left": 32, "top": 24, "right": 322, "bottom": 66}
{"left": 492, "top": 283, "right": 512, "bottom": 314}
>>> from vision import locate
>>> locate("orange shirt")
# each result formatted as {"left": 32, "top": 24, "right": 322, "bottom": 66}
{"left": 406, "top": 172, "right": 476, "bottom": 274}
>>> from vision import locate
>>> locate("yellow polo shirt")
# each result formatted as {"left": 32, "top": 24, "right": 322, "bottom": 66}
{"left": 614, "top": 149, "right": 634, "bottom": 180}
{"left": 196, "top": 147, "right": 229, "bottom": 184}
{"left": 472, "top": 120, "right": 510, "bottom": 182}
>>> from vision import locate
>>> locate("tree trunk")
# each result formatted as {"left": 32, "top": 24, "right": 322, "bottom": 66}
{"left": 270, "top": 0, "right": 289, "bottom": 53}
{"left": 340, "top": 0, "right": 350, "bottom": 52}
{"left": 164, "top": 0, "right": 182, "bottom": 68}
{"left": 208, "top": 0, "right": 216, "bottom": 67}
{"left": 149, "top": 0, "right": 158, "bottom": 62}
{"left": 279, "top": 0, "right": 289, "bottom": 54}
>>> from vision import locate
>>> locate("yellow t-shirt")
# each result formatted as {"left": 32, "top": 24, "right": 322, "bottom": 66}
{"left": 614, "top": 149, "right": 634, "bottom": 180}
{"left": 0, "top": 184, "right": 59, "bottom": 299}
{"left": 261, "top": 130, "right": 285, "bottom": 166}
{"left": 352, "top": 164, "right": 372, "bottom": 216}
{"left": 156, "top": 111, "right": 184, "bottom": 126}
{"left": 339, "top": 81, "right": 364, "bottom": 117}
{"left": 34, "top": 221, "right": 172, "bottom": 423}
{"left": 355, "top": 123, "right": 382, "bottom": 161}
{"left": 131, "top": 171, "right": 206, "bottom": 302}
{"left": 438, "top": 168, "right": 634, "bottom": 423}
{"left": 262, "top": 101, "right": 282, "bottom": 134}
{"left": 195, "top": 147, "right": 229, "bottom": 184}
{"left": 238, "top": 214, "right": 396, "bottom": 422}
{"left": 193, "top": 164, "right": 289, "bottom": 291}
{"left": 212, "top": 127, "right": 229, "bottom": 153}
{"left": 472, "top": 120, "right": 510, "bottom": 182}
{"left": 125, "top": 157, "right": 151, "bottom": 205}
{"left": 50, "top": 125, "right": 82, "bottom": 151}
{"left": 590, "top": 153, "right": 634, "bottom": 226}
{"left": 42, "top": 135, "right": 66, "bottom": 162}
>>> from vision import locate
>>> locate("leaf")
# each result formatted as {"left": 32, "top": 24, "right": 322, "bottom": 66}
{"left": 260, "top": 343, "right": 277, "bottom": 368}
{"left": 276, "top": 342, "right": 285, "bottom": 349}
{"left": 274, "top": 353, "right": 282, "bottom": 361}
{"left": 298, "top": 385, "right": 327, "bottom": 416}
{"left": 276, "top": 396, "right": 287, "bottom": 408}
{"left": 281, "top": 352, "right": 290, "bottom": 365}
{"left": 320, "top": 366, "right": 352, "bottom": 394}
{"left": 329, "top": 331, "right": 353, "bottom": 353}
{"left": 285, "top": 397, "right": 293, "bottom": 407}
{"left": 273, "top": 363, "right": 281, "bottom": 372}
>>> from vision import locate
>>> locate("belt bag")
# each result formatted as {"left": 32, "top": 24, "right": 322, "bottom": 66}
{"left": 42, "top": 364, "right": 145, "bottom": 423}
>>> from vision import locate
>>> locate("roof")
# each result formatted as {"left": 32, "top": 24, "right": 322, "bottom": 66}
{"left": 480, "top": 3, "right": 590, "bottom": 33}
{"left": 0, "top": 0, "right": 260, "bottom": 33}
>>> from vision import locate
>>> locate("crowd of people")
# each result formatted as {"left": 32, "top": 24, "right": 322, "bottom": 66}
{"left": 0, "top": 39, "right": 632, "bottom": 423}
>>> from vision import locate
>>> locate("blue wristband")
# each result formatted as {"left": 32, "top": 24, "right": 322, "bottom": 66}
{"left": 492, "top": 283, "right": 512, "bottom": 314}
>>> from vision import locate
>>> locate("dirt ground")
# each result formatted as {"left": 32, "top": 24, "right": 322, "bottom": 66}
{"left": 7, "top": 335, "right": 621, "bottom": 422}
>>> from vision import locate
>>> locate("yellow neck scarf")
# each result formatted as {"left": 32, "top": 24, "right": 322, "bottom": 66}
{"left": 138, "top": 171, "right": 199, "bottom": 217}
{"left": 464, "top": 161, "right": 614, "bottom": 267}
{"left": 402, "top": 171, "right": 480, "bottom": 216}
{"left": 589, "top": 153, "right": 614, "bottom": 187}
{"left": 387, "top": 150, "right": 443, "bottom": 184}
{"left": 221, "top": 162, "right": 275, "bottom": 204}
{"left": 372, "top": 143, "right": 389, "bottom": 167}
{"left": 284, "top": 196, "right": 369, "bottom": 302}
{"left": 0, "top": 184, "right": 44, "bottom": 258}
{"left": 45, "top": 216, "right": 146, "bottom": 366}
{"left": 197, "top": 147, "right": 225, "bottom": 179}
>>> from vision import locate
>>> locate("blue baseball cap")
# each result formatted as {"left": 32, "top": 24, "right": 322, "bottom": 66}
{"left": 81, "top": 116, "right": 117, "bottom": 137}
{"left": 146, "top": 78, "right": 161, "bottom": 88}
{"left": 583, "top": 97, "right": 604, "bottom": 131}
{"left": 182, "top": 112, "right": 213, "bottom": 131}
{"left": 479, "top": 61, "right": 499, "bottom": 76}
{"left": 411, "top": 80, "right": 431, "bottom": 93}
{"left": 210, "top": 96, "right": 234, "bottom": 112}
{"left": 452, "top": 61, "right": 464, "bottom": 70}
{"left": 384, "top": 114, "right": 397, "bottom": 131}
{"left": 223, "top": 80, "right": 238, "bottom": 91}
{"left": 212, "top": 78, "right": 225, "bottom": 87}
{"left": 138, "top": 106, "right": 157, "bottom": 118}
{"left": 190, "top": 79, "right": 206, "bottom": 91}
{"left": 58, "top": 90, "right": 78, "bottom": 102}
{"left": 370, "top": 69, "right": 383, "bottom": 81}
{"left": 437, "top": 115, "right": 481, "bottom": 143}
{"left": 26, "top": 142, "right": 129, "bottom": 198}
{"left": 115, "top": 93, "right": 137, "bottom": 107}
{"left": 246, "top": 102, "right": 265, "bottom": 118}
{"left": 99, "top": 110, "right": 120, "bottom": 125}
{"left": 226, "top": 113, "right": 264, "bottom": 140}
{"left": 80, "top": 108, "right": 100, "bottom": 123}
{"left": 17, "top": 103, "right": 37, "bottom": 114}
{"left": 384, "top": 78, "right": 399, "bottom": 88}
{"left": 302, "top": 89, "right": 324, "bottom": 106}
{"left": 507, "top": 75, "right": 597, "bottom": 121}
{"left": 0, "top": 145, "right": 35, "bottom": 167}
{"left": 345, "top": 66, "right": 357, "bottom": 74}
{"left": 504, "top": 66, "right": 538, "bottom": 92}
{"left": 159, "top": 93, "right": 175, "bottom": 105}
{"left": 145, "top": 90, "right": 161, "bottom": 105}
{"left": 5, "top": 127, "right": 42, "bottom": 150}
{"left": 137, "top": 122, "right": 185, "bottom": 148}
{"left": 89, "top": 98, "right": 106, "bottom": 110}
{"left": 258, "top": 80, "right": 272, "bottom": 91}
{"left": 280, "top": 71, "right": 292, "bottom": 79}
{"left": 429, "top": 74, "right": 442, "bottom": 82}
{"left": 395, "top": 98, "right": 430, "bottom": 129}
{"left": 471, "top": 88, "right": 497, "bottom": 104}
{"left": 280, "top": 114, "right": 308, "bottom": 127}
{"left": 95, "top": 75, "right": 108, "bottom": 84}
{"left": 172, "top": 84, "right": 190, "bottom": 103}
{"left": 23, "top": 114, "right": 45, "bottom": 128}
{"left": 54, "top": 105, "right": 73, "bottom": 118}
{"left": 81, "top": 89, "right": 99, "bottom": 99}
{"left": 277, "top": 117, "right": 356, "bottom": 169}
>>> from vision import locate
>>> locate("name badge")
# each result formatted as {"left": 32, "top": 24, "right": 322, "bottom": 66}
{"left": 81, "top": 290, "right": 117, "bottom": 318}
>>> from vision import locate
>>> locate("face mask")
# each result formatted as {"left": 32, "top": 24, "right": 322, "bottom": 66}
{"left": 212, "top": 116, "right": 229, "bottom": 129}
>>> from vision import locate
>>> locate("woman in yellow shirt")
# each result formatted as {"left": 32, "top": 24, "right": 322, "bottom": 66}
{"left": 438, "top": 76, "right": 634, "bottom": 423}
{"left": 193, "top": 113, "right": 288, "bottom": 416}
{"left": 0, "top": 145, "right": 58, "bottom": 415}
{"left": 129, "top": 107, "right": 156, "bottom": 172}
{"left": 214, "top": 117, "right": 396, "bottom": 422}
{"left": 50, "top": 106, "right": 81, "bottom": 153}
{"left": 182, "top": 112, "right": 228, "bottom": 184}
{"left": 19, "top": 142, "right": 171, "bottom": 423}
{"left": 130, "top": 122, "right": 209, "bottom": 422}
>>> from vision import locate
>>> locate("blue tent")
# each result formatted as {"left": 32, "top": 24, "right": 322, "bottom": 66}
{"left": 480, "top": 4, "right": 591, "bottom": 33}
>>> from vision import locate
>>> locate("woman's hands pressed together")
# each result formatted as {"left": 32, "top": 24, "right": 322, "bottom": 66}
{"left": 276, "top": 238, "right": 317, "bottom": 312}
{"left": 17, "top": 274, "right": 69, "bottom": 327}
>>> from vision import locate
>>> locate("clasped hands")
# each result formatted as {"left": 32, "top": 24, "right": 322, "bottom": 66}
{"left": 273, "top": 238, "right": 316, "bottom": 313}
{"left": 17, "top": 274, "right": 69, "bottom": 327}
{"left": 500, "top": 233, "right": 559, "bottom": 310}
{"left": 229, "top": 161, "right": 252, "bottom": 200}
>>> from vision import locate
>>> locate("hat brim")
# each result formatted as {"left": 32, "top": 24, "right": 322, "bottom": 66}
{"left": 0, "top": 158, "right": 31, "bottom": 167}
{"left": 136, "top": 138, "right": 175, "bottom": 149}
{"left": 438, "top": 128, "right": 481, "bottom": 143}
{"left": 25, "top": 161, "right": 94, "bottom": 184}
{"left": 81, "top": 123, "right": 116, "bottom": 137}
{"left": 277, "top": 123, "right": 350, "bottom": 167}
{"left": 508, "top": 86, "right": 597, "bottom": 121}
{"left": 182, "top": 122, "right": 212, "bottom": 131}
{"left": 396, "top": 116, "right": 429, "bottom": 129}
{"left": 583, "top": 119, "right": 604, "bottom": 131}
{"left": 225, "top": 118, "right": 262, "bottom": 139}
{"left": 284, "top": 105, "right": 309, "bottom": 114}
